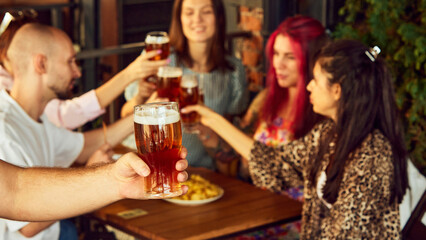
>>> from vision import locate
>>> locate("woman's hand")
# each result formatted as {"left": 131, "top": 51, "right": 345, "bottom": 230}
{"left": 181, "top": 105, "right": 220, "bottom": 128}
{"left": 144, "top": 92, "right": 168, "bottom": 104}
{"left": 136, "top": 80, "right": 157, "bottom": 101}
{"left": 122, "top": 50, "right": 168, "bottom": 82}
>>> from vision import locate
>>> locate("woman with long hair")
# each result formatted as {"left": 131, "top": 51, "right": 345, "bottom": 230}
{"left": 183, "top": 39, "right": 408, "bottom": 238}
{"left": 122, "top": 0, "right": 248, "bottom": 169}
{"left": 236, "top": 16, "right": 326, "bottom": 196}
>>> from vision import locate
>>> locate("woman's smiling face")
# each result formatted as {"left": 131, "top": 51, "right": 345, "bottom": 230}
{"left": 180, "top": 0, "right": 216, "bottom": 44}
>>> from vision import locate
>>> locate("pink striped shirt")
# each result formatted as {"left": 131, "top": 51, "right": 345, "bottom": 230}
{"left": 0, "top": 65, "right": 105, "bottom": 129}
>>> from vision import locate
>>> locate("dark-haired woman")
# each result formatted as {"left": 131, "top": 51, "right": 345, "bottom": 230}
{"left": 183, "top": 39, "right": 408, "bottom": 238}
{"left": 123, "top": 0, "right": 248, "bottom": 169}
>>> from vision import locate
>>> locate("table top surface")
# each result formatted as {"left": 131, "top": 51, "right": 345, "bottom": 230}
{"left": 90, "top": 167, "right": 302, "bottom": 240}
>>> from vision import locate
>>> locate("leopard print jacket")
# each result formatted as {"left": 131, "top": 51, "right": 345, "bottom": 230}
{"left": 249, "top": 120, "right": 400, "bottom": 239}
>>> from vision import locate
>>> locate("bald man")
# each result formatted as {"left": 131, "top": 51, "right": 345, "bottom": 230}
{"left": 0, "top": 23, "right": 186, "bottom": 240}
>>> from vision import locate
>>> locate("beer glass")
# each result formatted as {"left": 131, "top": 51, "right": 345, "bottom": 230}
{"left": 134, "top": 102, "right": 183, "bottom": 198}
{"left": 157, "top": 66, "right": 182, "bottom": 101}
{"left": 198, "top": 73, "right": 205, "bottom": 103}
{"left": 179, "top": 75, "right": 200, "bottom": 133}
{"left": 145, "top": 31, "right": 170, "bottom": 60}
{"left": 145, "top": 31, "right": 170, "bottom": 82}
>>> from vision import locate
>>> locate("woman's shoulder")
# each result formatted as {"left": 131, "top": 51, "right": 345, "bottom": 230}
{"left": 310, "top": 119, "right": 334, "bottom": 135}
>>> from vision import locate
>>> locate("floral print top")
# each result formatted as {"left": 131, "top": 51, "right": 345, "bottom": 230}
{"left": 244, "top": 89, "right": 304, "bottom": 201}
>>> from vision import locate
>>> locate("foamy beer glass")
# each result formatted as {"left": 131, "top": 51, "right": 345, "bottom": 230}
{"left": 134, "top": 102, "right": 183, "bottom": 198}
{"left": 157, "top": 66, "right": 182, "bottom": 101}
{"left": 145, "top": 31, "right": 170, "bottom": 60}
{"left": 145, "top": 31, "right": 170, "bottom": 82}
{"left": 179, "top": 75, "right": 200, "bottom": 133}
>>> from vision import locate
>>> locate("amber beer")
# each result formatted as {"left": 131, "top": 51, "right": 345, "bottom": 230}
{"left": 179, "top": 75, "right": 200, "bottom": 129}
{"left": 145, "top": 31, "right": 170, "bottom": 60}
{"left": 134, "top": 102, "right": 182, "bottom": 198}
{"left": 145, "top": 31, "right": 170, "bottom": 82}
{"left": 157, "top": 66, "right": 182, "bottom": 101}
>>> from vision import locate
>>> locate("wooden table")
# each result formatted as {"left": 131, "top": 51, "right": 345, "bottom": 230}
{"left": 89, "top": 167, "right": 302, "bottom": 240}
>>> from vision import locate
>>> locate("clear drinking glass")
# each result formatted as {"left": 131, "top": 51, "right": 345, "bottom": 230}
{"left": 179, "top": 74, "right": 201, "bottom": 133}
{"left": 133, "top": 102, "right": 183, "bottom": 198}
{"left": 145, "top": 31, "right": 170, "bottom": 60}
{"left": 156, "top": 66, "right": 183, "bottom": 101}
{"left": 145, "top": 31, "right": 170, "bottom": 82}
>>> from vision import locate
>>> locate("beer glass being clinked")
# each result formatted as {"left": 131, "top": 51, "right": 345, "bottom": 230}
{"left": 179, "top": 75, "right": 201, "bottom": 133}
{"left": 145, "top": 31, "right": 170, "bottom": 82}
{"left": 156, "top": 66, "right": 182, "bottom": 101}
{"left": 134, "top": 102, "right": 182, "bottom": 198}
{"left": 145, "top": 31, "right": 170, "bottom": 60}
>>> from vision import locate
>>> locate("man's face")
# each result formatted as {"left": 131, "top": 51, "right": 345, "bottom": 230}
{"left": 45, "top": 32, "right": 81, "bottom": 100}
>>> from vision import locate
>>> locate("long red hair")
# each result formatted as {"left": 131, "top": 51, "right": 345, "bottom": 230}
{"left": 262, "top": 15, "right": 327, "bottom": 138}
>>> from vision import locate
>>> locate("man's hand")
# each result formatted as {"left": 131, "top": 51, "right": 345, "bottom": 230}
{"left": 112, "top": 149, "right": 189, "bottom": 199}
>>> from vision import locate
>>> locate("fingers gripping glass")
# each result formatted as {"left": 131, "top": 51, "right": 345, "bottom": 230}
{"left": 0, "top": 9, "right": 38, "bottom": 36}
{"left": 144, "top": 31, "right": 170, "bottom": 83}
{"left": 133, "top": 102, "right": 183, "bottom": 198}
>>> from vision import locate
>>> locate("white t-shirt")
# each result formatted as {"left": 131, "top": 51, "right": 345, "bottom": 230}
{"left": 0, "top": 89, "right": 84, "bottom": 240}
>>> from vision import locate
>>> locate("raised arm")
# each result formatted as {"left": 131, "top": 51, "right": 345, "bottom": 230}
{"left": 0, "top": 151, "right": 188, "bottom": 221}
{"left": 96, "top": 50, "right": 166, "bottom": 109}
{"left": 181, "top": 105, "right": 253, "bottom": 160}
{"left": 44, "top": 51, "right": 166, "bottom": 129}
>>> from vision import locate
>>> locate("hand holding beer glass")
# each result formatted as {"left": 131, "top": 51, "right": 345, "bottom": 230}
{"left": 179, "top": 75, "right": 201, "bottom": 133}
{"left": 134, "top": 102, "right": 183, "bottom": 198}
{"left": 145, "top": 31, "right": 170, "bottom": 82}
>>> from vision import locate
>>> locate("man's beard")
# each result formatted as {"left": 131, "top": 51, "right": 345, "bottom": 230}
{"left": 49, "top": 85, "right": 73, "bottom": 100}
{"left": 56, "top": 89, "right": 72, "bottom": 100}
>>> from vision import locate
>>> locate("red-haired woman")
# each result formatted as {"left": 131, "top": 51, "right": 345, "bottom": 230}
{"left": 237, "top": 16, "right": 327, "bottom": 192}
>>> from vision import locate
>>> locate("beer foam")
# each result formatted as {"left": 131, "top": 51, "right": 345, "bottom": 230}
{"left": 180, "top": 78, "right": 198, "bottom": 88}
{"left": 134, "top": 108, "right": 180, "bottom": 125}
{"left": 157, "top": 67, "right": 183, "bottom": 78}
{"left": 146, "top": 35, "right": 170, "bottom": 44}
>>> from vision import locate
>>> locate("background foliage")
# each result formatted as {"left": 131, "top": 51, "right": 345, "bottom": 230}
{"left": 333, "top": 0, "right": 426, "bottom": 174}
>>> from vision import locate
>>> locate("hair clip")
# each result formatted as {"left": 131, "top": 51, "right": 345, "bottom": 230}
{"left": 365, "top": 46, "right": 381, "bottom": 62}
{"left": 0, "top": 12, "right": 14, "bottom": 36}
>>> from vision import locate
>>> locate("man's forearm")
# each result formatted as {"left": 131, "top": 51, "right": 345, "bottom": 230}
{"left": 9, "top": 162, "right": 119, "bottom": 221}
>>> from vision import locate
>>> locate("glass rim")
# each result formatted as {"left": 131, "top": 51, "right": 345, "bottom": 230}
{"left": 134, "top": 101, "right": 178, "bottom": 110}
{"left": 157, "top": 66, "right": 183, "bottom": 76}
{"left": 145, "top": 31, "right": 169, "bottom": 44}
{"left": 146, "top": 31, "right": 168, "bottom": 37}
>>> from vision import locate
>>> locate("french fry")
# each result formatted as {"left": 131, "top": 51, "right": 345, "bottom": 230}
{"left": 173, "top": 174, "right": 221, "bottom": 200}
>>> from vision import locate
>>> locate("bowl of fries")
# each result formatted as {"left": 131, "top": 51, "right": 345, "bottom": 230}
{"left": 164, "top": 174, "right": 224, "bottom": 206}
